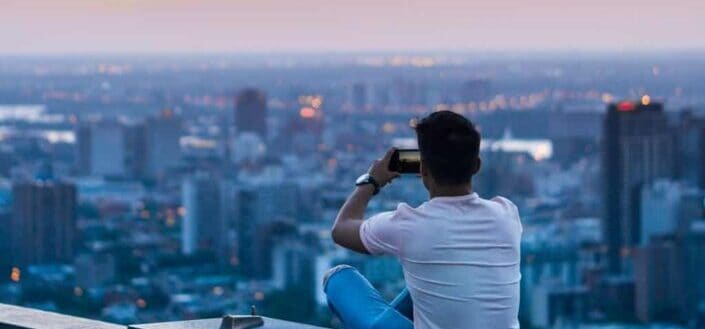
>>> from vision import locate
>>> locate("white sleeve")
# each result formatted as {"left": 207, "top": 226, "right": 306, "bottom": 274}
{"left": 359, "top": 211, "right": 401, "bottom": 256}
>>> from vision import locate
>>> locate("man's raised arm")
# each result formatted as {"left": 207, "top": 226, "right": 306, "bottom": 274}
{"left": 331, "top": 148, "right": 399, "bottom": 253}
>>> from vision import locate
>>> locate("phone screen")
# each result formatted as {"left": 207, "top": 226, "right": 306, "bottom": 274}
{"left": 389, "top": 149, "right": 421, "bottom": 174}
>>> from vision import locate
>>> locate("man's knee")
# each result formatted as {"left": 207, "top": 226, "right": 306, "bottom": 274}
{"left": 322, "top": 264, "right": 357, "bottom": 291}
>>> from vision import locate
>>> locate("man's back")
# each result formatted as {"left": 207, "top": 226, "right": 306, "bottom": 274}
{"left": 360, "top": 193, "right": 522, "bottom": 329}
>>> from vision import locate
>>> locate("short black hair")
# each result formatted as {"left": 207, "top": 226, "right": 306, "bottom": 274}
{"left": 414, "top": 111, "right": 481, "bottom": 186}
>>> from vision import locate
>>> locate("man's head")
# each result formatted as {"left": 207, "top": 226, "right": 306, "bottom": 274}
{"left": 414, "top": 111, "right": 481, "bottom": 189}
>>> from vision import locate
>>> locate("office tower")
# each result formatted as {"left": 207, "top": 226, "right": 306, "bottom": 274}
{"left": 232, "top": 182, "right": 299, "bottom": 279}
{"left": 91, "top": 120, "right": 126, "bottom": 177}
{"left": 75, "top": 123, "right": 92, "bottom": 175}
{"left": 271, "top": 235, "right": 315, "bottom": 290}
{"left": 675, "top": 111, "right": 705, "bottom": 189}
{"left": 76, "top": 119, "right": 126, "bottom": 177}
{"left": 145, "top": 109, "right": 182, "bottom": 177}
{"left": 235, "top": 88, "right": 267, "bottom": 138}
{"left": 76, "top": 119, "right": 147, "bottom": 178}
{"left": 634, "top": 233, "right": 705, "bottom": 323}
{"left": 351, "top": 83, "right": 367, "bottom": 111}
{"left": 123, "top": 122, "right": 147, "bottom": 178}
{"left": 640, "top": 180, "right": 705, "bottom": 244}
{"left": 602, "top": 100, "right": 675, "bottom": 273}
{"left": 181, "top": 173, "right": 225, "bottom": 256}
{"left": 10, "top": 180, "right": 77, "bottom": 267}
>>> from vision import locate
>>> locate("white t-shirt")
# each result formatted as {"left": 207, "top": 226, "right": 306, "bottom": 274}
{"left": 360, "top": 193, "right": 522, "bottom": 329}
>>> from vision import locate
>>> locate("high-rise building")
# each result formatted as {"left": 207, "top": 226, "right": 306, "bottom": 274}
{"left": 181, "top": 173, "right": 225, "bottom": 256}
{"left": 235, "top": 88, "right": 267, "bottom": 139}
{"left": 640, "top": 180, "right": 704, "bottom": 245}
{"left": 75, "top": 119, "right": 147, "bottom": 179}
{"left": 76, "top": 119, "right": 126, "bottom": 177}
{"left": 230, "top": 181, "right": 299, "bottom": 279}
{"left": 634, "top": 233, "right": 705, "bottom": 323}
{"left": 91, "top": 120, "right": 126, "bottom": 177}
{"left": 123, "top": 122, "right": 148, "bottom": 178}
{"left": 144, "top": 109, "right": 182, "bottom": 177}
{"left": 675, "top": 111, "right": 705, "bottom": 189}
{"left": 602, "top": 99, "right": 675, "bottom": 273}
{"left": 10, "top": 180, "right": 77, "bottom": 267}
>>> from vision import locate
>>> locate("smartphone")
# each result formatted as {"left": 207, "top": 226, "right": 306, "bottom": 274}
{"left": 388, "top": 149, "right": 421, "bottom": 174}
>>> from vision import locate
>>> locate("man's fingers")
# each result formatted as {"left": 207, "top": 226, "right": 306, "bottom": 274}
{"left": 382, "top": 147, "right": 397, "bottom": 162}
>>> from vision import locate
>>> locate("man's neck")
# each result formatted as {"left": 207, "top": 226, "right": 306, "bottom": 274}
{"left": 429, "top": 184, "right": 472, "bottom": 198}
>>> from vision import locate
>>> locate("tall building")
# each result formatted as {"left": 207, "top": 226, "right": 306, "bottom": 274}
{"left": 75, "top": 119, "right": 147, "bottom": 179}
{"left": 10, "top": 180, "right": 77, "bottom": 267}
{"left": 76, "top": 119, "right": 126, "bottom": 177}
{"left": 675, "top": 111, "right": 705, "bottom": 189}
{"left": 181, "top": 173, "right": 225, "bottom": 256}
{"left": 634, "top": 232, "right": 705, "bottom": 323}
{"left": 145, "top": 109, "right": 182, "bottom": 177}
{"left": 235, "top": 88, "right": 267, "bottom": 138}
{"left": 602, "top": 99, "right": 675, "bottom": 273}
{"left": 640, "top": 180, "right": 705, "bottom": 244}
{"left": 229, "top": 181, "right": 299, "bottom": 279}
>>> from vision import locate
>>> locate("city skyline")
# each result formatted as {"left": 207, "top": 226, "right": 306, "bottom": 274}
{"left": 3, "top": 0, "right": 705, "bottom": 54}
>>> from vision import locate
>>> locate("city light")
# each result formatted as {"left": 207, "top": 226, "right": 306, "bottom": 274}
{"left": 617, "top": 101, "right": 636, "bottom": 112}
{"left": 10, "top": 267, "right": 20, "bottom": 282}
{"left": 254, "top": 292, "right": 265, "bottom": 301}
{"left": 299, "top": 107, "right": 316, "bottom": 119}
{"left": 641, "top": 94, "right": 651, "bottom": 106}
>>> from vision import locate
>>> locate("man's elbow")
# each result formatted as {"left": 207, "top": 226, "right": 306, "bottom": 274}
{"left": 330, "top": 225, "right": 343, "bottom": 246}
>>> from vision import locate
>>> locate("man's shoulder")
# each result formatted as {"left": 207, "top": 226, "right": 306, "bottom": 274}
{"left": 488, "top": 195, "right": 517, "bottom": 208}
{"left": 368, "top": 203, "right": 417, "bottom": 222}
{"left": 480, "top": 195, "right": 521, "bottom": 219}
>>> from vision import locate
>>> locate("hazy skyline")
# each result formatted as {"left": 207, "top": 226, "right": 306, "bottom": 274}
{"left": 3, "top": 0, "right": 705, "bottom": 54}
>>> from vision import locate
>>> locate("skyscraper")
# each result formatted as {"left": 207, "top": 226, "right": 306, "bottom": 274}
{"left": 145, "top": 109, "right": 182, "bottom": 177}
{"left": 602, "top": 99, "right": 675, "bottom": 273}
{"left": 10, "top": 180, "right": 77, "bottom": 267}
{"left": 75, "top": 118, "right": 147, "bottom": 179}
{"left": 235, "top": 88, "right": 267, "bottom": 138}
{"left": 675, "top": 111, "right": 705, "bottom": 189}
{"left": 181, "top": 173, "right": 225, "bottom": 256}
{"left": 76, "top": 119, "right": 126, "bottom": 177}
{"left": 231, "top": 182, "right": 298, "bottom": 279}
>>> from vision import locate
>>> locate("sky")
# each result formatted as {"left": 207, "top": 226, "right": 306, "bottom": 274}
{"left": 2, "top": 0, "right": 704, "bottom": 54}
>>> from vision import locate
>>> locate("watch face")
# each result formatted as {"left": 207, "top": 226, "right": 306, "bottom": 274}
{"left": 356, "top": 173, "right": 370, "bottom": 185}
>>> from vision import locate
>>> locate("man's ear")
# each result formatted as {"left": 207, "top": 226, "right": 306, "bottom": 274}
{"left": 472, "top": 157, "right": 482, "bottom": 176}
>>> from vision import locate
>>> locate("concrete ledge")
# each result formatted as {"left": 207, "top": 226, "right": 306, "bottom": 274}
{"left": 128, "top": 317, "right": 327, "bottom": 329}
{"left": 0, "top": 303, "right": 123, "bottom": 329}
{"left": 0, "top": 304, "right": 327, "bottom": 329}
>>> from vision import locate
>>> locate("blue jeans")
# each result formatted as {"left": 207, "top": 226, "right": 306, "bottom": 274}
{"left": 323, "top": 265, "right": 413, "bottom": 329}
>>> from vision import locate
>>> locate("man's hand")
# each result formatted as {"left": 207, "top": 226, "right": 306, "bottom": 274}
{"left": 368, "top": 148, "right": 400, "bottom": 187}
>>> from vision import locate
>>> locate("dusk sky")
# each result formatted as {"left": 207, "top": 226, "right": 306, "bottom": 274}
{"left": 2, "top": 0, "right": 704, "bottom": 54}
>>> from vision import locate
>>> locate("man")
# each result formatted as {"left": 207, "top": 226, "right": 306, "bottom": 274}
{"left": 324, "top": 111, "right": 522, "bottom": 329}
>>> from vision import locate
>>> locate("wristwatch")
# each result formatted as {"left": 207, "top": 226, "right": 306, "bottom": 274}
{"left": 355, "top": 173, "right": 381, "bottom": 195}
